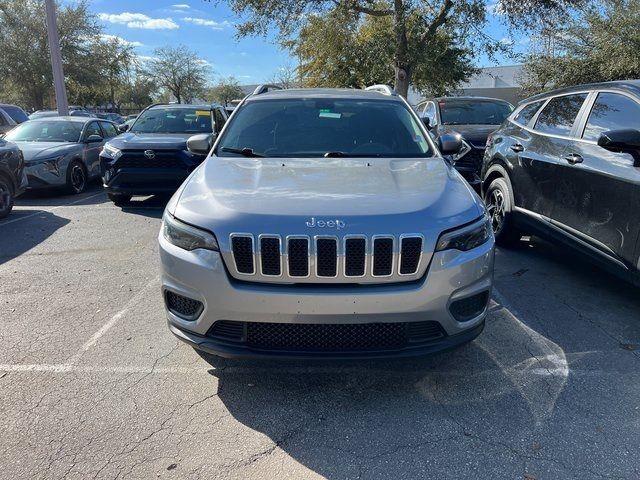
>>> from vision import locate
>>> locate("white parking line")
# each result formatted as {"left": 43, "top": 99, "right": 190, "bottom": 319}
{"left": 66, "top": 276, "right": 159, "bottom": 365}
{"left": 0, "top": 364, "right": 202, "bottom": 374}
{"left": 0, "top": 191, "right": 106, "bottom": 227}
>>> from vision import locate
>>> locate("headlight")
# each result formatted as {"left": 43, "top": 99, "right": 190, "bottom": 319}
{"left": 102, "top": 144, "right": 122, "bottom": 160}
{"left": 436, "top": 215, "right": 492, "bottom": 252}
{"left": 162, "top": 212, "right": 219, "bottom": 251}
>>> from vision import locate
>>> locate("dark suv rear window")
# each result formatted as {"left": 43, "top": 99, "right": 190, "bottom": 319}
{"left": 216, "top": 98, "right": 432, "bottom": 158}
{"left": 439, "top": 100, "right": 512, "bottom": 125}
{"left": 534, "top": 94, "right": 588, "bottom": 136}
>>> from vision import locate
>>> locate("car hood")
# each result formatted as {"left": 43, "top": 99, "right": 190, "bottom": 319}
{"left": 171, "top": 156, "right": 483, "bottom": 246}
{"left": 440, "top": 124, "right": 499, "bottom": 148}
{"left": 108, "top": 132, "right": 196, "bottom": 150}
{"left": 16, "top": 142, "right": 80, "bottom": 162}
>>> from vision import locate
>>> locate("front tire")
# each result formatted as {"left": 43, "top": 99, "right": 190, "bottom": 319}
{"left": 108, "top": 193, "right": 132, "bottom": 206}
{"left": 0, "top": 176, "right": 14, "bottom": 219}
{"left": 485, "top": 177, "right": 522, "bottom": 246}
{"left": 66, "top": 160, "right": 87, "bottom": 194}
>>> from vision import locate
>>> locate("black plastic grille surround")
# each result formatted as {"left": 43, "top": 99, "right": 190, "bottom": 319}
{"left": 260, "top": 237, "right": 281, "bottom": 276}
{"left": 344, "top": 238, "right": 366, "bottom": 276}
{"left": 231, "top": 236, "right": 254, "bottom": 274}
{"left": 165, "top": 291, "right": 203, "bottom": 318}
{"left": 450, "top": 291, "right": 490, "bottom": 321}
{"left": 400, "top": 237, "right": 423, "bottom": 274}
{"left": 372, "top": 238, "right": 394, "bottom": 276}
{"left": 207, "top": 320, "right": 446, "bottom": 352}
{"left": 288, "top": 238, "right": 309, "bottom": 277}
{"left": 316, "top": 238, "right": 337, "bottom": 277}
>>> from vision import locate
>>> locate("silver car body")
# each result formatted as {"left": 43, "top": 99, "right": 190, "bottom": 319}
{"left": 6, "top": 117, "right": 113, "bottom": 189}
{"left": 159, "top": 88, "right": 495, "bottom": 359}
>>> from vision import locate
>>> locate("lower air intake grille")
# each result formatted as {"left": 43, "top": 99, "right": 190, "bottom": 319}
{"left": 450, "top": 291, "right": 490, "bottom": 321}
{"left": 165, "top": 291, "right": 203, "bottom": 319}
{"left": 206, "top": 320, "right": 447, "bottom": 352}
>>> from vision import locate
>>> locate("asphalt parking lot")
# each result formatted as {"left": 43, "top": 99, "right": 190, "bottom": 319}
{"left": 1, "top": 184, "right": 639, "bottom": 480}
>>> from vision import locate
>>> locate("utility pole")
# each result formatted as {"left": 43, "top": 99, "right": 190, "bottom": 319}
{"left": 44, "top": 0, "right": 69, "bottom": 115}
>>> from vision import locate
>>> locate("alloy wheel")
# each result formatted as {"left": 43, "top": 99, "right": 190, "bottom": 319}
{"left": 0, "top": 183, "right": 10, "bottom": 214}
{"left": 487, "top": 188, "right": 505, "bottom": 235}
{"left": 70, "top": 164, "right": 86, "bottom": 193}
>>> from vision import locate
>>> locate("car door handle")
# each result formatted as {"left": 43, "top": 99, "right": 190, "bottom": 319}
{"left": 564, "top": 153, "right": 583, "bottom": 164}
{"left": 510, "top": 144, "right": 524, "bottom": 153}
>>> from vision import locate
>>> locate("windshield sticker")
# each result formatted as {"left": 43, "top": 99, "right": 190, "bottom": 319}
{"left": 195, "top": 110, "right": 210, "bottom": 117}
{"left": 319, "top": 111, "right": 341, "bottom": 119}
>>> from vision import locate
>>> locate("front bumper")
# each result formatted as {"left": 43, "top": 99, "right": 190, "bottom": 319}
{"left": 159, "top": 234, "right": 494, "bottom": 359}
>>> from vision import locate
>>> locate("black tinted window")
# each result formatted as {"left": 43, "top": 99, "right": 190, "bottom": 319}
{"left": 84, "top": 122, "right": 102, "bottom": 138}
{"left": 513, "top": 101, "right": 544, "bottom": 126}
{"left": 217, "top": 98, "right": 432, "bottom": 157}
{"left": 131, "top": 107, "right": 212, "bottom": 134}
{"left": 214, "top": 109, "right": 226, "bottom": 133}
{"left": 439, "top": 100, "right": 512, "bottom": 125}
{"left": 100, "top": 121, "right": 118, "bottom": 138}
{"left": 582, "top": 93, "right": 640, "bottom": 141}
{"left": 1, "top": 105, "right": 29, "bottom": 123}
{"left": 534, "top": 94, "right": 588, "bottom": 136}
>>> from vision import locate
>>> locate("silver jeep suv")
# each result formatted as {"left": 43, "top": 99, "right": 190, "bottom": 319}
{"left": 159, "top": 86, "right": 494, "bottom": 359}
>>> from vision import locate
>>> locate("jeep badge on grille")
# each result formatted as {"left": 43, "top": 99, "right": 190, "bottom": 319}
{"left": 306, "top": 217, "right": 346, "bottom": 230}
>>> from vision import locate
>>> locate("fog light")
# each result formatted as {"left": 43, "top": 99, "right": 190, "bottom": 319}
{"left": 450, "top": 291, "right": 489, "bottom": 322}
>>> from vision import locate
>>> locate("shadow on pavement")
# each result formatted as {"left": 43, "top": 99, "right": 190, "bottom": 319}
{"left": 117, "top": 195, "right": 170, "bottom": 219}
{"left": 0, "top": 211, "right": 70, "bottom": 266}
{"left": 16, "top": 182, "right": 106, "bottom": 207}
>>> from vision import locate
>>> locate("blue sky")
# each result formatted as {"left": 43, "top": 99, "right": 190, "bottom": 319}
{"left": 76, "top": 0, "right": 526, "bottom": 84}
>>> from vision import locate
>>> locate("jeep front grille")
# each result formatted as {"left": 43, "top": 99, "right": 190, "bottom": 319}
{"left": 228, "top": 233, "right": 425, "bottom": 284}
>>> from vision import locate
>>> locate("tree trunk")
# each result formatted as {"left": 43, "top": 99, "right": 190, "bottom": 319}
{"left": 392, "top": 0, "right": 411, "bottom": 98}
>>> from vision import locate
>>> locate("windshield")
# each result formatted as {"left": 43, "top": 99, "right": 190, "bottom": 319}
{"left": 4, "top": 120, "right": 82, "bottom": 143}
{"left": 440, "top": 100, "right": 513, "bottom": 125}
{"left": 216, "top": 98, "right": 432, "bottom": 158}
{"left": 131, "top": 107, "right": 213, "bottom": 134}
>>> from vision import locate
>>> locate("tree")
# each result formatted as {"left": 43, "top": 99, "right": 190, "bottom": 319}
{"left": 0, "top": 0, "right": 100, "bottom": 109}
{"left": 208, "top": 76, "right": 244, "bottom": 106}
{"left": 522, "top": 0, "right": 640, "bottom": 95}
{"left": 221, "top": 0, "right": 585, "bottom": 98}
{"left": 292, "top": 8, "right": 476, "bottom": 95}
{"left": 147, "top": 45, "right": 209, "bottom": 104}
{"left": 268, "top": 62, "right": 299, "bottom": 89}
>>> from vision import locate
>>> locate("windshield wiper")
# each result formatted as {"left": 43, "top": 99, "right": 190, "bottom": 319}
{"left": 220, "top": 147, "right": 265, "bottom": 157}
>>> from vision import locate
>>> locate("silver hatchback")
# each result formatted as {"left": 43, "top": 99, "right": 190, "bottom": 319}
{"left": 159, "top": 87, "right": 494, "bottom": 359}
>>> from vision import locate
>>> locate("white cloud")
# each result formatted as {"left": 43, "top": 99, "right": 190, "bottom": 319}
{"left": 182, "top": 17, "right": 232, "bottom": 30}
{"left": 239, "top": 52, "right": 248, "bottom": 56}
{"left": 171, "top": 4, "right": 190, "bottom": 8}
{"left": 98, "top": 12, "right": 179, "bottom": 30}
{"left": 99, "top": 34, "right": 143, "bottom": 47}
{"left": 238, "top": 75, "right": 251, "bottom": 79}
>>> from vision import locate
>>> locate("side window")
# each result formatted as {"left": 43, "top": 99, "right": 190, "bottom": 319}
{"left": 99, "top": 121, "right": 118, "bottom": 138}
{"left": 0, "top": 111, "right": 7, "bottom": 126}
{"left": 214, "top": 109, "right": 226, "bottom": 133}
{"left": 513, "top": 100, "right": 544, "bottom": 126}
{"left": 84, "top": 121, "right": 102, "bottom": 139}
{"left": 534, "top": 93, "right": 588, "bottom": 136}
{"left": 582, "top": 92, "right": 640, "bottom": 141}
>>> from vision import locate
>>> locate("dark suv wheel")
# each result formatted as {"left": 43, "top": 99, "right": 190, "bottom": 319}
{"left": 0, "top": 176, "right": 14, "bottom": 219}
{"left": 485, "top": 177, "right": 522, "bottom": 246}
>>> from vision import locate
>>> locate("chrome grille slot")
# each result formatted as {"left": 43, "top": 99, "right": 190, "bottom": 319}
{"left": 260, "top": 236, "right": 281, "bottom": 276}
{"left": 372, "top": 237, "right": 394, "bottom": 276}
{"left": 287, "top": 237, "right": 309, "bottom": 277}
{"left": 316, "top": 238, "right": 338, "bottom": 277}
{"left": 344, "top": 237, "right": 366, "bottom": 277}
{"left": 400, "top": 236, "right": 423, "bottom": 275}
{"left": 231, "top": 235, "right": 255, "bottom": 274}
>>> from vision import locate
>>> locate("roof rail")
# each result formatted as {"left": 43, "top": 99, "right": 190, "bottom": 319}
{"left": 252, "top": 84, "right": 283, "bottom": 95}
{"left": 364, "top": 84, "right": 396, "bottom": 96}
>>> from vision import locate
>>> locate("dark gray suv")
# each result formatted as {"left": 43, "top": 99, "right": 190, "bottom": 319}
{"left": 482, "top": 80, "right": 640, "bottom": 286}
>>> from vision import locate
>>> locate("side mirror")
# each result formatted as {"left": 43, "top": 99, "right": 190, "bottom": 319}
{"left": 86, "top": 134, "right": 103, "bottom": 143}
{"left": 422, "top": 116, "right": 431, "bottom": 129}
{"left": 118, "top": 124, "right": 129, "bottom": 133}
{"left": 438, "top": 133, "right": 463, "bottom": 156}
{"left": 597, "top": 129, "right": 640, "bottom": 164}
{"left": 187, "top": 133, "right": 213, "bottom": 156}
